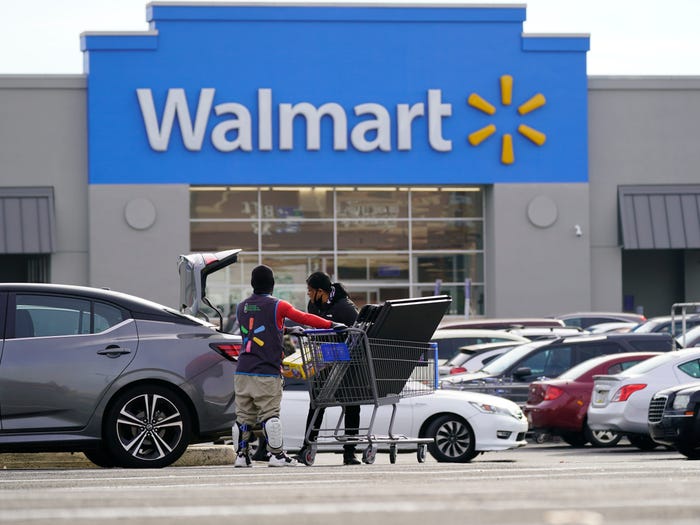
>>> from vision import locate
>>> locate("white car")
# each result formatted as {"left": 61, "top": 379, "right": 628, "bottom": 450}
{"left": 277, "top": 380, "right": 528, "bottom": 463}
{"left": 430, "top": 329, "right": 530, "bottom": 365}
{"left": 588, "top": 348, "right": 700, "bottom": 450}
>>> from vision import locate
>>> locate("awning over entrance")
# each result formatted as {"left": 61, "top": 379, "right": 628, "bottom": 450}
{"left": 0, "top": 187, "right": 56, "bottom": 254}
{"left": 619, "top": 185, "right": 700, "bottom": 249}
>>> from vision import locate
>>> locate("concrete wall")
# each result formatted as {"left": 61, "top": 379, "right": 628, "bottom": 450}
{"left": 588, "top": 77, "right": 700, "bottom": 313}
{"left": 0, "top": 76, "right": 89, "bottom": 284}
{"left": 88, "top": 185, "right": 190, "bottom": 308}
{"left": 485, "top": 183, "right": 591, "bottom": 317}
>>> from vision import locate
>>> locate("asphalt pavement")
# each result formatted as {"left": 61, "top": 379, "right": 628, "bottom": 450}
{"left": 0, "top": 444, "right": 234, "bottom": 469}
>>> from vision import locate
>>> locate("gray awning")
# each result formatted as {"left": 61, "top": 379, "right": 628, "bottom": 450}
{"left": 619, "top": 185, "right": 700, "bottom": 249}
{"left": 0, "top": 187, "right": 56, "bottom": 254}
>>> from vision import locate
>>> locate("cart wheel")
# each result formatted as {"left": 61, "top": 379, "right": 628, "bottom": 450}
{"left": 362, "top": 444, "right": 377, "bottom": 465}
{"left": 300, "top": 446, "right": 316, "bottom": 466}
{"left": 417, "top": 444, "right": 427, "bottom": 463}
{"left": 389, "top": 444, "right": 397, "bottom": 464}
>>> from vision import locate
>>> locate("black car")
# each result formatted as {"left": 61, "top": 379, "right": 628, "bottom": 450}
{"left": 648, "top": 382, "right": 700, "bottom": 459}
{"left": 440, "top": 333, "right": 675, "bottom": 404}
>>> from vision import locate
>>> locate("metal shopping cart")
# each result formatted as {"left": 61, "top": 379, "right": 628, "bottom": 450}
{"left": 294, "top": 326, "right": 437, "bottom": 465}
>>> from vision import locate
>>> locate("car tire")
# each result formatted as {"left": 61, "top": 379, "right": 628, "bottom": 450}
{"left": 83, "top": 446, "right": 116, "bottom": 468}
{"left": 560, "top": 431, "right": 588, "bottom": 448}
{"left": 677, "top": 443, "right": 700, "bottom": 460}
{"left": 584, "top": 424, "right": 622, "bottom": 448}
{"left": 103, "top": 384, "right": 192, "bottom": 468}
{"left": 426, "top": 414, "right": 477, "bottom": 463}
{"left": 627, "top": 433, "right": 659, "bottom": 451}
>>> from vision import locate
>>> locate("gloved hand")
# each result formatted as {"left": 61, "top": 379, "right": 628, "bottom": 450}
{"left": 285, "top": 326, "right": 304, "bottom": 336}
{"left": 331, "top": 322, "right": 347, "bottom": 332}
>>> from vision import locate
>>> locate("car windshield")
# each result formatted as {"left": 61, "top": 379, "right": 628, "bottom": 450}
{"left": 479, "top": 341, "right": 546, "bottom": 375}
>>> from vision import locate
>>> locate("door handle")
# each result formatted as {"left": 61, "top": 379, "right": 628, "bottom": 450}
{"left": 97, "top": 346, "right": 131, "bottom": 357}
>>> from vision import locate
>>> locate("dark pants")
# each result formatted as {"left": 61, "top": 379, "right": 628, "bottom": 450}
{"left": 304, "top": 404, "right": 360, "bottom": 452}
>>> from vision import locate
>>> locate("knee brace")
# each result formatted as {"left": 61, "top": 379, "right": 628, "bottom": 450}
{"left": 232, "top": 422, "right": 250, "bottom": 453}
{"left": 263, "top": 417, "right": 284, "bottom": 451}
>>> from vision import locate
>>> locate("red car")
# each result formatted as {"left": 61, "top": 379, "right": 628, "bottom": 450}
{"left": 524, "top": 352, "right": 660, "bottom": 447}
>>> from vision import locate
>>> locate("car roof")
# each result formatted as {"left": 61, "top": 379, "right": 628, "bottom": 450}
{"left": 0, "top": 282, "right": 185, "bottom": 320}
{"left": 438, "top": 317, "right": 565, "bottom": 329}
{"left": 431, "top": 328, "right": 530, "bottom": 341}
{"left": 456, "top": 341, "right": 524, "bottom": 354}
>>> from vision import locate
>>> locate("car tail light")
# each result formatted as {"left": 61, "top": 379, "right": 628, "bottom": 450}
{"left": 450, "top": 367, "right": 467, "bottom": 374}
{"left": 611, "top": 383, "right": 647, "bottom": 402}
{"left": 210, "top": 342, "right": 241, "bottom": 361}
{"left": 543, "top": 385, "right": 564, "bottom": 401}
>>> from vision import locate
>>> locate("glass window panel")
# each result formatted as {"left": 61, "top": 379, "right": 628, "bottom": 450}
{"left": 336, "top": 189, "right": 408, "bottom": 219}
{"left": 416, "top": 254, "right": 483, "bottom": 283}
{"left": 261, "top": 188, "right": 333, "bottom": 219}
{"left": 190, "top": 188, "right": 259, "bottom": 219}
{"left": 190, "top": 222, "right": 259, "bottom": 252}
{"left": 261, "top": 221, "right": 333, "bottom": 251}
{"left": 369, "top": 256, "right": 409, "bottom": 280}
{"left": 337, "top": 257, "right": 368, "bottom": 280}
{"left": 17, "top": 294, "right": 91, "bottom": 337}
{"left": 378, "top": 287, "right": 410, "bottom": 302}
{"left": 338, "top": 220, "right": 408, "bottom": 250}
{"left": 412, "top": 220, "right": 483, "bottom": 250}
{"left": 411, "top": 189, "right": 483, "bottom": 218}
{"left": 93, "top": 302, "right": 128, "bottom": 333}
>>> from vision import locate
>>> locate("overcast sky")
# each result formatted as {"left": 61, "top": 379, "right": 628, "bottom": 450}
{"left": 1, "top": 0, "right": 699, "bottom": 76}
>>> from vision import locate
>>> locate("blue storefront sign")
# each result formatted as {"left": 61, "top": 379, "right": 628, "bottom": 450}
{"left": 81, "top": 3, "right": 589, "bottom": 185}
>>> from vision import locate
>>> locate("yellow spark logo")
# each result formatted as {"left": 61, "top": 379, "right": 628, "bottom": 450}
{"left": 467, "top": 75, "right": 546, "bottom": 165}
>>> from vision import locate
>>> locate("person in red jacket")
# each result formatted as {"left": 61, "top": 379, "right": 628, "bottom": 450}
{"left": 232, "top": 265, "right": 344, "bottom": 468}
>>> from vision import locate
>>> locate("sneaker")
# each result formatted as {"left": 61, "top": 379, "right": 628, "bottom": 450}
{"left": 234, "top": 452, "right": 252, "bottom": 468}
{"left": 268, "top": 451, "right": 298, "bottom": 467}
{"left": 343, "top": 450, "right": 361, "bottom": 465}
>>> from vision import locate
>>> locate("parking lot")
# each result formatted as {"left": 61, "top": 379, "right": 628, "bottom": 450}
{"left": 1, "top": 442, "right": 699, "bottom": 525}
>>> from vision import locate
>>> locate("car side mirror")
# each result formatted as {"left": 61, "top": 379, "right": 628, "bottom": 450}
{"left": 512, "top": 366, "right": 532, "bottom": 379}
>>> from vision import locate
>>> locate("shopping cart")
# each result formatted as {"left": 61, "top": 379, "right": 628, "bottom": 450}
{"left": 294, "top": 326, "right": 436, "bottom": 465}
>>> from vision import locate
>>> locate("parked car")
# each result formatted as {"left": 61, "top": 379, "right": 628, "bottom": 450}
{"left": 631, "top": 314, "right": 700, "bottom": 337}
{"left": 586, "top": 322, "right": 638, "bottom": 334}
{"left": 439, "top": 327, "right": 586, "bottom": 376}
{"left": 440, "top": 333, "right": 674, "bottom": 405}
{"left": 429, "top": 329, "right": 530, "bottom": 365}
{"left": 0, "top": 249, "right": 242, "bottom": 468}
{"left": 648, "top": 382, "right": 700, "bottom": 459}
{"left": 272, "top": 379, "right": 528, "bottom": 463}
{"left": 438, "top": 318, "right": 565, "bottom": 330}
{"left": 676, "top": 324, "right": 700, "bottom": 349}
{"left": 525, "top": 352, "right": 661, "bottom": 448}
{"left": 439, "top": 341, "right": 521, "bottom": 376}
{"left": 588, "top": 347, "right": 700, "bottom": 451}
{"left": 555, "top": 312, "right": 646, "bottom": 330}
{"left": 505, "top": 326, "right": 586, "bottom": 340}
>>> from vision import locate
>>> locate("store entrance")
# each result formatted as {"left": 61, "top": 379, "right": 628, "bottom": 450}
{"left": 622, "top": 250, "right": 686, "bottom": 318}
{"left": 0, "top": 255, "right": 50, "bottom": 283}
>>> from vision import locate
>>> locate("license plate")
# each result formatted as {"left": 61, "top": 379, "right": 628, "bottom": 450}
{"left": 594, "top": 390, "right": 607, "bottom": 404}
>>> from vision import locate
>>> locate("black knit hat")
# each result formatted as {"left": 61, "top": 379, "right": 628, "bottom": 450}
{"left": 251, "top": 265, "right": 275, "bottom": 294}
{"left": 306, "top": 271, "right": 332, "bottom": 292}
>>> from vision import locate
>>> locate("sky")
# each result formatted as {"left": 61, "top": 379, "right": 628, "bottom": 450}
{"left": 1, "top": 0, "right": 699, "bottom": 76}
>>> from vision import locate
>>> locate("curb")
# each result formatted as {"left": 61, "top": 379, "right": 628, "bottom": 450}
{"left": 0, "top": 445, "right": 234, "bottom": 469}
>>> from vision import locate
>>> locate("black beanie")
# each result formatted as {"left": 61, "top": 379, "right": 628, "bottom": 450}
{"left": 251, "top": 265, "right": 275, "bottom": 294}
{"left": 306, "top": 271, "right": 332, "bottom": 292}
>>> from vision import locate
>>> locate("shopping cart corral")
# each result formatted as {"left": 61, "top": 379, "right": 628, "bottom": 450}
{"left": 288, "top": 295, "right": 451, "bottom": 465}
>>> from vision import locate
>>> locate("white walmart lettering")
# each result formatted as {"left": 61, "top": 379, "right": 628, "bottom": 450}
{"left": 136, "top": 88, "right": 453, "bottom": 152}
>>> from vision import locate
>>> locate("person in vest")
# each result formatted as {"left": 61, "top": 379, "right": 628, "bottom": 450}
{"left": 233, "top": 265, "right": 344, "bottom": 467}
{"left": 298, "top": 271, "right": 361, "bottom": 465}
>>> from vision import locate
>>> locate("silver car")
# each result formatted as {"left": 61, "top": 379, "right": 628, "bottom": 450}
{"left": 0, "top": 249, "right": 241, "bottom": 468}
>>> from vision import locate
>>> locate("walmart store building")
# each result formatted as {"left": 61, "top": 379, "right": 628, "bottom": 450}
{"left": 1, "top": 3, "right": 699, "bottom": 318}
